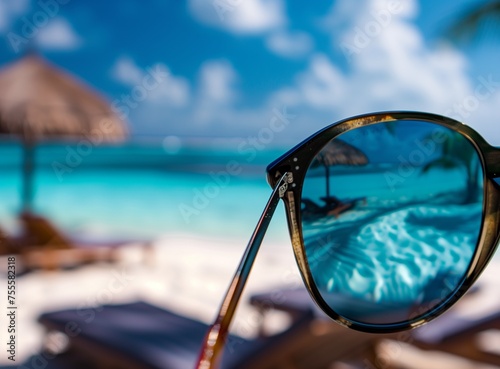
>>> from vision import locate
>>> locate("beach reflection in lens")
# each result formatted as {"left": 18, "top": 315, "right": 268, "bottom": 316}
{"left": 301, "top": 120, "right": 484, "bottom": 326}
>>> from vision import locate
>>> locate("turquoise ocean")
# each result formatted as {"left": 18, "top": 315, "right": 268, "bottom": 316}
{"left": 1, "top": 137, "right": 497, "bottom": 264}
{"left": 0, "top": 140, "right": 290, "bottom": 243}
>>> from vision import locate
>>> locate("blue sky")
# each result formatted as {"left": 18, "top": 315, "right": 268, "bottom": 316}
{"left": 0, "top": 0, "right": 499, "bottom": 145}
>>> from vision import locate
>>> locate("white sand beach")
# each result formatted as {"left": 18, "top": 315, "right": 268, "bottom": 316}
{"left": 0, "top": 234, "right": 301, "bottom": 365}
{"left": 2, "top": 233, "right": 500, "bottom": 368}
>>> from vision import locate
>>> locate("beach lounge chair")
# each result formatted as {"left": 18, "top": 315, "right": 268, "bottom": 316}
{"left": 408, "top": 309, "right": 500, "bottom": 367}
{"left": 6, "top": 212, "right": 150, "bottom": 271}
{"left": 37, "top": 301, "right": 312, "bottom": 369}
{"left": 251, "top": 287, "right": 500, "bottom": 368}
{"left": 13, "top": 212, "right": 117, "bottom": 270}
{"left": 320, "top": 196, "right": 357, "bottom": 217}
{"left": 301, "top": 197, "right": 357, "bottom": 220}
{"left": 0, "top": 227, "right": 16, "bottom": 256}
{"left": 301, "top": 198, "right": 326, "bottom": 218}
{"left": 36, "top": 300, "right": 382, "bottom": 369}
{"left": 0, "top": 352, "right": 90, "bottom": 369}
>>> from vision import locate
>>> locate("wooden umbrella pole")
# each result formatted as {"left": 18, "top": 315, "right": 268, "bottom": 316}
{"left": 22, "top": 140, "right": 35, "bottom": 213}
{"left": 324, "top": 163, "right": 330, "bottom": 198}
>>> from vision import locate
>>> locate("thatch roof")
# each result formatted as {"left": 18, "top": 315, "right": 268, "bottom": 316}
{"left": 0, "top": 55, "right": 127, "bottom": 141}
{"left": 311, "top": 139, "right": 368, "bottom": 167}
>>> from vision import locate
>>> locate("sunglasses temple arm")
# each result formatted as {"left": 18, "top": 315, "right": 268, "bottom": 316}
{"left": 194, "top": 172, "right": 291, "bottom": 369}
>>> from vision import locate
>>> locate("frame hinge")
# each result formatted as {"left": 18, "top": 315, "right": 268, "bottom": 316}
{"left": 278, "top": 172, "right": 294, "bottom": 198}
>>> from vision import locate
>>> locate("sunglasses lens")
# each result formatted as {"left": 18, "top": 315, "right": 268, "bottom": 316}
{"left": 301, "top": 120, "right": 484, "bottom": 327}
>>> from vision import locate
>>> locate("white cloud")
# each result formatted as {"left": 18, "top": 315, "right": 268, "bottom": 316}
{"left": 472, "top": 95, "right": 500, "bottom": 145}
{"left": 116, "top": 58, "right": 245, "bottom": 136}
{"left": 198, "top": 59, "right": 238, "bottom": 104}
{"left": 149, "top": 65, "right": 190, "bottom": 107}
{"left": 111, "top": 56, "right": 190, "bottom": 107}
{"left": 295, "top": 54, "right": 345, "bottom": 108}
{"left": 123, "top": 0, "right": 500, "bottom": 144}
{"left": 318, "top": 0, "right": 361, "bottom": 32}
{"left": 194, "top": 59, "right": 239, "bottom": 124}
{"left": 188, "top": 0, "right": 285, "bottom": 35}
{"left": 266, "top": 30, "right": 313, "bottom": 58}
{"left": 270, "top": 0, "right": 474, "bottom": 135}
{"left": 112, "top": 56, "right": 144, "bottom": 86}
{"left": 320, "top": 0, "right": 418, "bottom": 32}
{"left": 35, "top": 18, "right": 81, "bottom": 50}
{"left": 0, "top": 0, "right": 29, "bottom": 33}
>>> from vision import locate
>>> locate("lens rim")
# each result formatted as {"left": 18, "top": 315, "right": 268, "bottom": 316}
{"left": 266, "top": 111, "right": 500, "bottom": 333}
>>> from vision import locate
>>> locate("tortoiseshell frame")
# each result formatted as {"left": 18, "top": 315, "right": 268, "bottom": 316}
{"left": 267, "top": 111, "right": 500, "bottom": 333}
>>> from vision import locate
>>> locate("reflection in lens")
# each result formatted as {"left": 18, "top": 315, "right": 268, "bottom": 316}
{"left": 301, "top": 120, "right": 484, "bottom": 326}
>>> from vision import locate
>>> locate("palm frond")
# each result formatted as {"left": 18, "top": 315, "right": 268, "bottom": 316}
{"left": 384, "top": 122, "right": 398, "bottom": 136}
{"left": 421, "top": 157, "right": 460, "bottom": 174}
{"left": 447, "top": 0, "right": 500, "bottom": 43}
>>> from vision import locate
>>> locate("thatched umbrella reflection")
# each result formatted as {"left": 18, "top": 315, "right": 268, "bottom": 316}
{"left": 0, "top": 55, "right": 127, "bottom": 212}
{"left": 310, "top": 139, "right": 368, "bottom": 198}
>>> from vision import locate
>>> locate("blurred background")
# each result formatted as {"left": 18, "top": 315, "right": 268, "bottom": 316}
{"left": 0, "top": 0, "right": 499, "bottom": 239}
{"left": 1, "top": 0, "right": 500, "bottom": 368}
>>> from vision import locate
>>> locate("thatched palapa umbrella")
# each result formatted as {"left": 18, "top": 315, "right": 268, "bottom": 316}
{"left": 0, "top": 54, "right": 127, "bottom": 212}
{"left": 310, "top": 139, "right": 368, "bottom": 198}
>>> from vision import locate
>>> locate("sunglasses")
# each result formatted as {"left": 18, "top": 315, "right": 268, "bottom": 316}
{"left": 195, "top": 111, "right": 500, "bottom": 369}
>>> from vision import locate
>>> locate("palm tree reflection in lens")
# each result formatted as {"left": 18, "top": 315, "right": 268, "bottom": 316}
{"left": 422, "top": 131, "right": 482, "bottom": 204}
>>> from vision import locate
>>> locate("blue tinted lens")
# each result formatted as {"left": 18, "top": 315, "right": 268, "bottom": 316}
{"left": 301, "top": 120, "right": 484, "bottom": 326}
